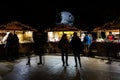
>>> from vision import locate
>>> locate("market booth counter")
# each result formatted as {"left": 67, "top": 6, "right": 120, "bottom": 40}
{"left": 89, "top": 41, "right": 120, "bottom": 59}
{"left": 0, "top": 21, "right": 37, "bottom": 60}
{"left": 45, "top": 24, "right": 81, "bottom": 53}
{"left": 90, "top": 20, "right": 120, "bottom": 58}
{"left": 0, "top": 42, "right": 34, "bottom": 60}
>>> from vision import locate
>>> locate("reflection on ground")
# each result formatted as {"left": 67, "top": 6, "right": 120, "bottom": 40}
{"left": 3, "top": 55, "right": 120, "bottom": 80}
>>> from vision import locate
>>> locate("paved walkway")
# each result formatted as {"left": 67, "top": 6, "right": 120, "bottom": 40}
{"left": 2, "top": 55, "right": 120, "bottom": 80}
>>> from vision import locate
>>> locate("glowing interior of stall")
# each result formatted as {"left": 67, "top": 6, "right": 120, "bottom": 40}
{"left": 94, "top": 29, "right": 120, "bottom": 42}
{"left": 0, "top": 30, "right": 34, "bottom": 44}
{"left": 47, "top": 31, "right": 80, "bottom": 42}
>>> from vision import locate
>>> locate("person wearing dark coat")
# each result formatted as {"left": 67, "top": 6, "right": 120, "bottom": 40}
{"left": 13, "top": 34, "right": 20, "bottom": 59}
{"left": 26, "top": 31, "right": 46, "bottom": 65}
{"left": 58, "top": 34, "right": 70, "bottom": 66}
{"left": 70, "top": 32, "right": 84, "bottom": 67}
{"left": 106, "top": 32, "right": 115, "bottom": 64}
{"left": 5, "top": 32, "right": 14, "bottom": 61}
{"left": 33, "top": 32, "right": 46, "bottom": 65}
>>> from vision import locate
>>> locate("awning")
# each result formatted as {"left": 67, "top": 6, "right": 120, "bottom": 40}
{"left": 44, "top": 24, "right": 81, "bottom": 32}
{"left": 0, "top": 21, "right": 37, "bottom": 31}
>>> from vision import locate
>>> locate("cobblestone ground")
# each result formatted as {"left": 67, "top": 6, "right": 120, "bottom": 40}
{"left": 3, "top": 55, "right": 120, "bottom": 80}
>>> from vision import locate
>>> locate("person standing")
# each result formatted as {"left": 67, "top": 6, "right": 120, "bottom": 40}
{"left": 83, "top": 32, "right": 92, "bottom": 56}
{"left": 26, "top": 31, "right": 46, "bottom": 65}
{"left": 106, "top": 32, "right": 115, "bottom": 64}
{"left": 58, "top": 34, "right": 70, "bottom": 66}
{"left": 33, "top": 31, "right": 46, "bottom": 65}
{"left": 107, "top": 32, "right": 114, "bottom": 42}
{"left": 80, "top": 32, "right": 85, "bottom": 42}
{"left": 13, "top": 34, "right": 20, "bottom": 59}
{"left": 4, "top": 32, "right": 14, "bottom": 61}
{"left": 70, "top": 32, "right": 84, "bottom": 67}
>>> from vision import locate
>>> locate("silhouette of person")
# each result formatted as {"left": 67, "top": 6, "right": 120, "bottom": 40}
{"left": 70, "top": 32, "right": 84, "bottom": 67}
{"left": 106, "top": 32, "right": 115, "bottom": 64}
{"left": 13, "top": 34, "right": 20, "bottom": 59}
{"left": 33, "top": 31, "right": 46, "bottom": 65}
{"left": 4, "top": 32, "right": 14, "bottom": 61}
{"left": 58, "top": 34, "right": 70, "bottom": 66}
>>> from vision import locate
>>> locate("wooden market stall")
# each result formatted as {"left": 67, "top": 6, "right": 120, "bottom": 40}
{"left": 93, "top": 18, "right": 120, "bottom": 42}
{"left": 90, "top": 19, "right": 120, "bottom": 58}
{"left": 0, "top": 21, "right": 37, "bottom": 43}
{"left": 0, "top": 21, "right": 37, "bottom": 59}
{"left": 44, "top": 24, "right": 81, "bottom": 53}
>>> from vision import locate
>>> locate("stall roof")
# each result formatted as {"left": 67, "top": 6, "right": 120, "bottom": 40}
{"left": 102, "top": 21, "right": 118, "bottom": 30}
{"left": 93, "top": 26, "right": 104, "bottom": 31}
{"left": 45, "top": 24, "right": 81, "bottom": 32}
{"left": 0, "top": 21, "right": 37, "bottom": 31}
{"left": 93, "top": 18, "right": 120, "bottom": 31}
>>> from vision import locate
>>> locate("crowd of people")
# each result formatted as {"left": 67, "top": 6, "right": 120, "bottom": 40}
{"left": 0, "top": 31, "right": 93, "bottom": 67}
{"left": 58, "top": 31, "right": 115, "bottom": 67}
{"left": 1, "top": 31, "right": 115, "bottom": 66}
{"left": 1, "top": 31, "right": 46, "bottom": 65}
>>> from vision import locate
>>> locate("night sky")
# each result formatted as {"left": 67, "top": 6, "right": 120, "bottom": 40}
{"left": 0, "top": 1, "right": 120, "bottom": 31}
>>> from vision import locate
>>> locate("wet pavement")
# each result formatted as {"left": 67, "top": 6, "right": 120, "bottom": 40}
{"left": 2, "top": 55, "right": 120, "bottom": 80}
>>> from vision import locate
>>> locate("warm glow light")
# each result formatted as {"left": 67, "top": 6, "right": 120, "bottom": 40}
{"left": 47, "top": 31, "right": 80, "bottom": 42}
{"left": 48, "top": 32, "right": 53, "bottom": 42}
{"left": 25, "top": 31, "right": 32, "bottom": 37}
{"left": 17, "top": 34, "right": 23, "bottom": 43}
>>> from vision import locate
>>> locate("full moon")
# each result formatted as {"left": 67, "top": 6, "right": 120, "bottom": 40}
{"left": 56, "top": 11, "right": 75, "bottom": 26}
